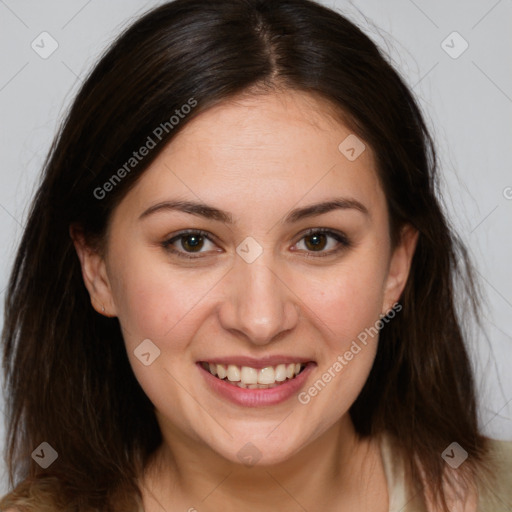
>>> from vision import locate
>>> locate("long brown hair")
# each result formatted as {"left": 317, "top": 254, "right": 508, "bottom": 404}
{"left": 1, "top": 0, "right": 495, "bottom": 510}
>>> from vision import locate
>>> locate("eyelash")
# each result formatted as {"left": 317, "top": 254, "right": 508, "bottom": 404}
{"left": 161, "top": 228, "right": 351, "bottom": 260}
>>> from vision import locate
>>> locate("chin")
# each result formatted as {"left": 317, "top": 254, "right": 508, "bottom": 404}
{"left": 209, "top": 429, "right": 306, "bottom": 467}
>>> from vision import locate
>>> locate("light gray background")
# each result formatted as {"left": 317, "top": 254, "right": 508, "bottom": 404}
{"left": 1, "top": 0, "right": 511, "bottom": 495}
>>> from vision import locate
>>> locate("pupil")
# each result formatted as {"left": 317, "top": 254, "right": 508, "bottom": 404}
{"left": 306, "top": 234, "right": 326, "bottom": 251}
{"left": 183, "top": 235, "right": 203, "bottom": 251}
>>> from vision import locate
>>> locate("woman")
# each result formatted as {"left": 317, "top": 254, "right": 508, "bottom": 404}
{"left": 1, "top": 0, "right": 511, "bottom": 510}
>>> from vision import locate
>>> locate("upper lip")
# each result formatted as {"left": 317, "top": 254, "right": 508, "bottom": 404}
{"left": 198, "top": 355, "right": 315, "bottom": 370}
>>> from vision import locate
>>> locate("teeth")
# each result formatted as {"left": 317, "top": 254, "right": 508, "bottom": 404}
{"left": 258, "top": 366, "right": 275, "bottom": 384}
{"left": 241, "top": 366, "right": 258, "bottom": 384}
{"left": 275, "top": 364, "right": 287, "bottom": 381}
{"left": 217, "top": 364, "right": 227, "bottom": 379}
{"left": 227, "top": 364, "right": 241, "bottom": 382}
{"left": 250, "top": 383, "right": 269, "bottom": 389}
{"left": 203, "top": 361, "right": 306, "bottom": 388}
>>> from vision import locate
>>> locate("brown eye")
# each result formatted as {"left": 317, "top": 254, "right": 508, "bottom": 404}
{"left": 294, "top": 229, "right": 351, "bottom": 257}
{"left": 162, "top": 230, "right": 218, "bottom": 259}
{"left": 304, "top": 233, "right": 328, "bottom": 251}
{"left": 180, "top": 234, "right": 205, "bottom": 252}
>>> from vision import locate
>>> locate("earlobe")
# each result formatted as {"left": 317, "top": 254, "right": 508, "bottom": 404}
{"left": 383, "top": 224, "right": 418, "bottom": 313}
{"left": 69, "top": 225, "right": 117, "bottom": 317}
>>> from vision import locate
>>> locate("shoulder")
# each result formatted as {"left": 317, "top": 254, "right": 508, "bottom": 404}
{"left": 437, "top": 437, "right": 512, "bottom": 511}
{"left": 379, "top": 433, "right": 512, "bottom": 511}
{"left": 0, "top": 474, "right": 66, "bottom": 512}
{"left": 478, "top": 437, "right": 512, "bottom": 505}
{"left": 486, "top": 435, "right": 512, "bottom": 457}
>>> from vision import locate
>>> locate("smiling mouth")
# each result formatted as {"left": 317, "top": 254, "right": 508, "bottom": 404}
{"left": 200, "top": 361, "right": 308, "bottom": 389}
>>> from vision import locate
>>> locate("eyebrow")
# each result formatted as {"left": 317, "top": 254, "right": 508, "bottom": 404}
{"left": 138, "top": 197, "right": 369, "bottom": 224}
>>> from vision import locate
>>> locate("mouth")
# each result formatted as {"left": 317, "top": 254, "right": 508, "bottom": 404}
{"left": 196, "top": 357, "right": 315, "bottom": 407}
{"left": 199, "top": 361, "right": 308, "bottom": 389}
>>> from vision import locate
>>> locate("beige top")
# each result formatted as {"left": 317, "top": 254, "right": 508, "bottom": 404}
{"left": 379, "top": 433, "right": 512, "bottom": 511}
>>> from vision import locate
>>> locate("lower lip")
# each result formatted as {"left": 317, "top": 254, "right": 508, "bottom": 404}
{"left": 197, "top": 362, "right": 316, "bottom": 407}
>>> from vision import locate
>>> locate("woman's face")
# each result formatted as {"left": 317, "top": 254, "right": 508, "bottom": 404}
{"left": 77, "top": 90, "right": 416, "bottom": 466}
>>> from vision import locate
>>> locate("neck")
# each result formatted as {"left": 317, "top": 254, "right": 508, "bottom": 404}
{"left": 141, "top": 415, "right": 387, "bottom": 512}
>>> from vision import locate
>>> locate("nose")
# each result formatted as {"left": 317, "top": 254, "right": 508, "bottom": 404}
{"left": 217, "top": 255, "right": 300, "bottom": 346}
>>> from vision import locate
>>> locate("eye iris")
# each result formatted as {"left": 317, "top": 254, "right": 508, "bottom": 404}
{"left": 305, "top": 233, "right": 327, "bottom": 251}
{"left": 182, "top": 234, "right": 203, "bottom": 252}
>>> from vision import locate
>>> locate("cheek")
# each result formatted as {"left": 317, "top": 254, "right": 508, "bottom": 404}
{"left": 107, "top": 244, "right": 211, "bottom": 347}
{"left": 110, "top": 252, "right": 219, "bottom": 413}
{"left": 294, "top": 260, "right": 386, "bottom": 429}
{"left": 302, "top": 248, "right": 389, "bottom": 344}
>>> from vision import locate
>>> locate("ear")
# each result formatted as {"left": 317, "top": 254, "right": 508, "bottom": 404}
{"left": 382, "top": 224, "right": 418, "bottom": 314}
{"left": 69, "top": 225, "right": 117, "bottom": 317}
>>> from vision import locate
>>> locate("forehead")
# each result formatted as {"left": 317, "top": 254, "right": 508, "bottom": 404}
{"left": 165, "top": 90, "right": 365, "bottom": 168}
{"left": 114, "top": 90, "right": 385, "bottom": 223}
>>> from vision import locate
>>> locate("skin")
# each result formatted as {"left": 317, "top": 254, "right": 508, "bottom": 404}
{"left": 72, "top": 89, "right": 418, "bottom": 511}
